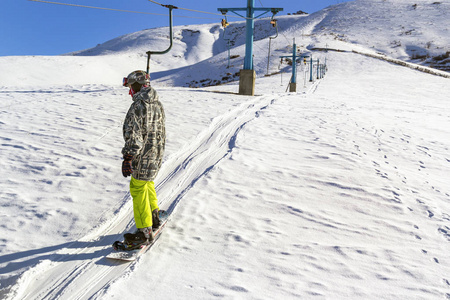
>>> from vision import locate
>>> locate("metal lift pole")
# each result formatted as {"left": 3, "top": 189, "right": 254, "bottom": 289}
{"left": 218, "top": 2, "right": 283, "bottom": 95}
{"left": 279, "top": 39, "right": 310, "bottom": 92}
{"left": 291, "top": 38, "right": 297, "bottom": 91}
{"left": 146, "top": 5, "right": 177, "bottom": 74}
{"left": 243, "top": 0, "right": 255, "bottom": 70}
{"left": 239, "top": 0, "right": 256, "bottom": 96}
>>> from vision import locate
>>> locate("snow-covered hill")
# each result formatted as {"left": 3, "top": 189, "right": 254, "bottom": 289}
{"left": 308, "top": 0, "right": 450, "bottom": 71}
{"left": 1, "top": 0, "right": 448, "bottom": 89}
{"left": 71, "top": 0, "right": 450, "bottom": 73}
{"left": 0, "top": 0, "right": 449, "bottom": 299}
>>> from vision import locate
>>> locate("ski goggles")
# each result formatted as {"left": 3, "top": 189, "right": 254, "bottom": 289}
{"left": 123, "top": 77, "right": 129, "bottom": 87}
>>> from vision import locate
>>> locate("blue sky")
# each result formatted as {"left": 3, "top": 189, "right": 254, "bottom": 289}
{"left": 0, "top": 0, "right": 351, "bottom": 56}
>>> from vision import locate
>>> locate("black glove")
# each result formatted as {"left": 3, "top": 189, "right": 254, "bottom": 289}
{"left": 122, "top": 154, "right": 133, "bottom": 177}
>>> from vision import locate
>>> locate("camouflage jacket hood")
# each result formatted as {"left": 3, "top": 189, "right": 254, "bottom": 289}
{"left": 122, "top": 86, "right": 166, "bottom": 181}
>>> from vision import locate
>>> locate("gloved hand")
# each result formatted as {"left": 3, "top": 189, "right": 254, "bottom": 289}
{"left": 122, "top": 154, "right": 133, "bottom": 177}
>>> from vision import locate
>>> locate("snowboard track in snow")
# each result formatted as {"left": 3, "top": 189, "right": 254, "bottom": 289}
{"left": 5, "top": 93, "right": 279, "bottom": 300}
{"left": 160, "top": 95, "right": 279, "bottom": 220}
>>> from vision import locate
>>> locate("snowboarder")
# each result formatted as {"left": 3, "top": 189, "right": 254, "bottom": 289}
{"left": 121, "top": 70, "right": 166, "bottom": 248}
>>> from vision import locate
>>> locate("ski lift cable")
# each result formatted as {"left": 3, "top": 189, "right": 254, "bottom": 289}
{"left": 28, "top": 0, "right": 168, "bottom": 16}
{"left": 27, "top": 0, "right": 217, "bottom": 19}
{"left": 31, "top": 0, "right": 282, "bottom": 23}
{"left": 274, "top": 21, "right": 293, "bottom": 45}
{"left": 147, "top": 0, "right": 282, "bottom": 21}
{"left": 147, "top": 0, "right": 248, "bottom": 20}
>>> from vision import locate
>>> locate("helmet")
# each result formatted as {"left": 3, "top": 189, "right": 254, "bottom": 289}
{"left": 123, "top": 70, "right": 150, "bottom": 87}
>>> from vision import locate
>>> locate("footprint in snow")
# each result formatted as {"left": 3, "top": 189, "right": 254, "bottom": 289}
{"left": 438, "top": 226, "right": 450, "bottom": 241}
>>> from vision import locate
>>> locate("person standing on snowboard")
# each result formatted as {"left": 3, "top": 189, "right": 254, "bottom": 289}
{"left": 121, "top": 70, "right": 166, "bottom": 246}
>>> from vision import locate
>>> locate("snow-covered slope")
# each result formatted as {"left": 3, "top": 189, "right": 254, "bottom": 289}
{"left": 69, "top": 0, "right": 450, "bottom": 74}
{"left": 308, "top": 0, "right": 450, "bottom": 71}
{"left": 0, "top": 0, "right": 449, "bottom": 299}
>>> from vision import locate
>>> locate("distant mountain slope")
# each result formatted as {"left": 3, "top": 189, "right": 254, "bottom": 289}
{"left": 70, "top": 0, "right": 449, "bottom": 83}
{"left": 308, "top": 0, "right": 450, "bottom": 71}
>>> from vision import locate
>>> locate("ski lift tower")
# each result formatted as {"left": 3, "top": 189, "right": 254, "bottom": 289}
{"left": 279, "top": 39, "right": 310, "bottom": 92}
{"left": 218, "top": 1, "right": 283, "bottom": 96}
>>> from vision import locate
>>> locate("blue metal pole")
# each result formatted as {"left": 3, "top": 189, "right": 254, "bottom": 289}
{"left": 309, "top": 57, "right": 313, "bottom": 82}
{"left": 244, "top": 0, "right": 255, "bottom": 70}
{"left": 291, "top": 41, "right": 297, "bottom": 84}
{"left": 317, "top": 59, "right": 320, "bottom": 79}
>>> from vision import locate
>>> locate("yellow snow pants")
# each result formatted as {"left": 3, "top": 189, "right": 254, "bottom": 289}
{"left": 130, "top": 176, "right": 159, "bottom": 229}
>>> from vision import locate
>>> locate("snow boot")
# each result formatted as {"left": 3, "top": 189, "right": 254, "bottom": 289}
{"left": 124, "top": 227, "right": 154, "bottom": 249}
{"left": 152, "top": 209, "right": 161, "bottom": 230}
{"left": 140, "top": 227, "right": 154, "bottom": 241}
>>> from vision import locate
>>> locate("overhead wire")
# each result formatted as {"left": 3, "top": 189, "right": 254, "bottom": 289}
{"left": 30, "top": 0, "right": 277, "bottom": 21}
{"left": 30, "top": 0, "right": 302, "bottom": 74}
{"left": 147, "top": 0, "right": 248, "bottom": 19}
{"left": 147, "top": 0, "right": 285, "bottom": 21}
{"left": 30, "top": 0, "right": 294, "bottom": 63}
{"left": 275, "top": 21, "right": 293, "bottom": 45}
{"left": 28, "top": 0, "right": 168, "bottom": 16}
{"left": 147, "top": 0, "right": 289, "bottom": 69}
{"left": 28, "top": 0, "right": 217, "bottom": 19}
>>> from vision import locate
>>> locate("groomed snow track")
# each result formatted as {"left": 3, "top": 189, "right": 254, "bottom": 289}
{"left": 6, "top": 94, "right": 279, "bottom": 300}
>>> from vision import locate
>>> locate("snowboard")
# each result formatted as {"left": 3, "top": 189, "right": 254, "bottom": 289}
{"left": 106, "top": 210, "right": 169, "bottom": 261}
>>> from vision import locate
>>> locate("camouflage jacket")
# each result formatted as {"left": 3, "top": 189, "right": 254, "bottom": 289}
{"left": 122, "top": 87, "right": 166, "bottom": 181}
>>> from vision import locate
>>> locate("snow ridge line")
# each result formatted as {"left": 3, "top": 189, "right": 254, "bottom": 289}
{"left": 351, "top": 50, "right": 450, "bottom": 79}
{"left": 315, "top": 46, "right": 450, "bottom": 79}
